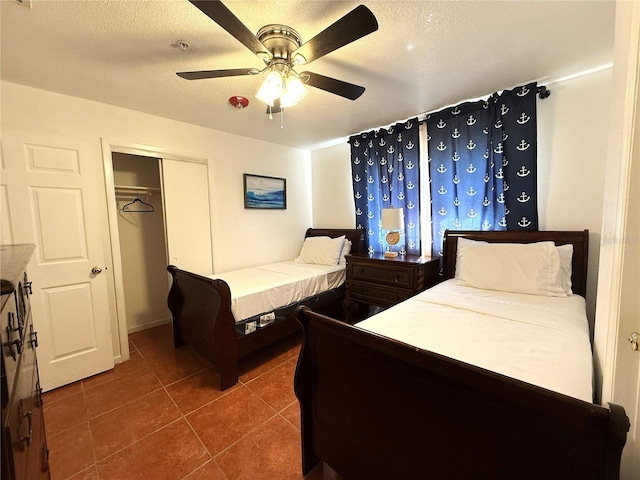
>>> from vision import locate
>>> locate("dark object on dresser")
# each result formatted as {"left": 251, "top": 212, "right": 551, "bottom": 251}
{"left": 167, "top": 228, "right": 365, "bottom": 390}
{"left": 1, "top": 244, "right": 50, "bottom": 480}
{"left": 294, "top": 230, "right": 629, "bottom": 480}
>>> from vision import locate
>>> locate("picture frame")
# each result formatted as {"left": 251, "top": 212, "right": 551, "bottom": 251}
{"left": 243, "top": 173, "right": 287, "bottom": 209}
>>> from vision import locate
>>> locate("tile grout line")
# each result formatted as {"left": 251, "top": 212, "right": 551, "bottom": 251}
{"left": 157, "top": 364, "right": 220, "bottom": 480}
{"left": 205, "top": 380, "right": 295, "bottom": 458}
{"left": 210, "top": 410, "right": 282, "bottom": 462}
{"left": 47, "top": 325, "right": 305, "bottom": 480}
{"left": 89, "top": 340, "right": 189, "bottom": 465}
{"left": 181, "top": 416, "right": 230, "bottom": 480}
{"left": 74, "top": 378, "right": 99, "bottom": 480}
{"left": 85, "top": 335, "right": 224, "bottom": 477}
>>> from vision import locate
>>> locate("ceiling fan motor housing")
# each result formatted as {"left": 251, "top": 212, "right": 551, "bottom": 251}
{"left": 256, "top": 24, "right": 303, "bottom": 64}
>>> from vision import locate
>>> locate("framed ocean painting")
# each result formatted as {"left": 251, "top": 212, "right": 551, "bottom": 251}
{"left": 243, "top": 174, "right": 287, "bottom": 209}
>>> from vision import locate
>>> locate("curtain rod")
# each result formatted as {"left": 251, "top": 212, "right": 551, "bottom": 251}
{"left": 416, "top": 85, "right": 550, "bottom": 125}
{"left": 348, "top": 84, "right": 550, "bottom": 142}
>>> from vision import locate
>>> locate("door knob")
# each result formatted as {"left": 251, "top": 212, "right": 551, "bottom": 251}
{"left": 91, "top": 267, "right": 102, "bottom": 275}
{"left": 629, "top": 332, "right": 639, "bottom": 351}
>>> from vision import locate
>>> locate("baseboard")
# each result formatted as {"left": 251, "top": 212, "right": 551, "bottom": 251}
{"left": 127, "top": 317, "right": 172, "bottom": 335}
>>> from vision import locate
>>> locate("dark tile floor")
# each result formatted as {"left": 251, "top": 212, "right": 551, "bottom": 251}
{"left": 42, "top": 323, "right": 334, "bottom": 480}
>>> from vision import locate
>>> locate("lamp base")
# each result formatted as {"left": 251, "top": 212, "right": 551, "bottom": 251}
{"left": 384, "top": 251, "right": 399, "bottom": 258}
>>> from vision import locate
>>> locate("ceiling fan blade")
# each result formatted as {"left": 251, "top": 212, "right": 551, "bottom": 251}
{"left": 293, "top": 5, "right": 378, "bottom": 65}
{"left": 302, "top": 72, "right": 366, "bottom": 100}
{"left": 177, "top": 68, "right": 259, "bottom": 80}
{"left": 189, "top": 0, "right": 270, "bottom": 58}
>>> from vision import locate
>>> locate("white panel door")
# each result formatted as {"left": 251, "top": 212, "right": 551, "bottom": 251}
{"left": 610, "top": 3, "right": 640, "bottom": 477}
{"left": 161, "top": 159, "right": 213, "bottom": 275}
{"left": 1, "top": 128, "right": 114, "bottom": 391}
{"left": 613, "top": 90, "right": 640, "bottom": 480}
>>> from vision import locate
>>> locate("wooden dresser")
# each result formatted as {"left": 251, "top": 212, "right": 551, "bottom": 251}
{"left": 1, "top": 244, "right": 50, "bottom": 480}
{"left": 343, "top": 253, "right": 440, "bottom": 321}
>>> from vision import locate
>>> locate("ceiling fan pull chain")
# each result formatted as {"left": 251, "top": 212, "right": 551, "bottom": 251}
{"left": 281, "top": 108, "right": 284, "bottom": 130}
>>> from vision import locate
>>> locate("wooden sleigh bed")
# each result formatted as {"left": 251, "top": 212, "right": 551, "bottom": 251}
{"left": 167, "top": 228, "right": 364, "bottom": 390}
{"left": 294, "top": 230, "right": 629, "bottom": 480}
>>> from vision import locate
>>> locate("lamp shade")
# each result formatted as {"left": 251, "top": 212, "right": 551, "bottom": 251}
{"left": 255, "top": 70, "right": 284, "bottom": 106}
{"left": 279, "top": 75, "right": 308, "bottom": 108}
{"left": 381, "top": 208, "right": 404, "bottom": 230}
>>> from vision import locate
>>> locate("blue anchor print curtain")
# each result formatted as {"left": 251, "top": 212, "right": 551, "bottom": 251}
{"left": 350, "top": 118, "right": 421, "bottom": 256}
{"left": 427, "top": 82, "right": 538, "bottom": 256}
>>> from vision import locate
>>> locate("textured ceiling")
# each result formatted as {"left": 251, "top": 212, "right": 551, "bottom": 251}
{"left": 1, "top": 0, "right": 616, "bottom": 151}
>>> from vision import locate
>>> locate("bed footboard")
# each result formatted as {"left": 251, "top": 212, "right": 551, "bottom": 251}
{"left": 294, "top": 306, "right": 629, "bottom": 480}
{"left": 167, "top": 265, "right": 345, "bottom": 390}
{"left": 167, "top": 265, "right": 239, "bottom": 389}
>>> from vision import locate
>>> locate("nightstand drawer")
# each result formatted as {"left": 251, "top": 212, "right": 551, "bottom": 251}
{"left": 350, "top": 264, "right": 412, "bottom": 288}
{"left": 350, "top": 282, "right": 411, "bottom": 306}
{"left": 343, "top": 253, "right": 440, "bottom": 321}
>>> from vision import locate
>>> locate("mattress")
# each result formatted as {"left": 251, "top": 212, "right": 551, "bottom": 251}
{"left": 356, "top": 279, "right": 594, "bottom": 402}
{"left": 208, "top": 260, "right": 346, "bottom": 323}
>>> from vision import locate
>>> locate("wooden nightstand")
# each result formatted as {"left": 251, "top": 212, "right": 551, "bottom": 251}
{"left": 343, "top": 253, "right": 440, "bottom": 321}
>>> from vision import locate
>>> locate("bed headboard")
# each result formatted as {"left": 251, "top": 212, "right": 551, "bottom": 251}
{"left": 442, "top": 230, "right": 589, "bottom": 298}
{"left": 304, "top": 228, "right": 366, "bottom": 256}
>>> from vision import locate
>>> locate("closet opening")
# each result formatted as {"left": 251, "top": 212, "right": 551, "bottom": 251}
{"left": 112, "top": 153, "right": 171, "bottom": 334}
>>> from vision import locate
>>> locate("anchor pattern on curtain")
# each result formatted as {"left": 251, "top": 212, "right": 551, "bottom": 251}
{"left": 427, "top": 82, "right": 538, "bottom": 256}
{"left": 350, "top": 118, "right": 421, "bottom": 256}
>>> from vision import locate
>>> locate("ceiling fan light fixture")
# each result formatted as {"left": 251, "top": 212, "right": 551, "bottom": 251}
{"left": 280, "top": 75, "right": 307, "bottom": 108}
{"left": 255, "top": 70, "right": 284, "bottom": 106}
{"left": 179, "top": 3, "right": 378, "bottom": 115}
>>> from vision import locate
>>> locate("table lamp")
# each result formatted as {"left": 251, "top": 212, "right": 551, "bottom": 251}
{"left": 381, "top": 207, "right": 404, "bottom": 258}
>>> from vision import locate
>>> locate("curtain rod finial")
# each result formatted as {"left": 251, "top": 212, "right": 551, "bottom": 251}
{"left": 537, "top": 86, "right": 551, "bottom": 99}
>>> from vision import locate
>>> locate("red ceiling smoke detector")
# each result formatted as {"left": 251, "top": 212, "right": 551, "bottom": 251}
{"left": 229, "top": 96, "right": 249, "bottom": 109}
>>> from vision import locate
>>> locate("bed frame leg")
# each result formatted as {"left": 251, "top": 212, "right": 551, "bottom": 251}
{"left": 172, "top": 323, "right": 185, "bottom": 348}
{"left": 301, "top": 434, "right": 320, "bottom": 475}
{"left": 219, "top": 355, "right": 239, "bottom": 390}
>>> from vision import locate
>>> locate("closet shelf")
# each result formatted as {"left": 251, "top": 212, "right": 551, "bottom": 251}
{"left": 115, "top": 185, "right": 161, "bottom": 197}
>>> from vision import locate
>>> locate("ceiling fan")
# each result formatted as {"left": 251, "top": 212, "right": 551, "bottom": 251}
{"left": 177, "top": 1, "right": 378, "bottom": 113}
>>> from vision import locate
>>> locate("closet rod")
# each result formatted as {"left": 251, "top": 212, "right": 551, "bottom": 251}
{"left": 114, "top": 185, "right": 161, "bottom": 197}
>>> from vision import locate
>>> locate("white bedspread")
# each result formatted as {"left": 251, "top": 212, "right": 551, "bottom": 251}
{"left": 357, "top": 279, "right": 594, "bottom": 402}
{"left": 208, "top": 261, "right": 345, "bottom": 322}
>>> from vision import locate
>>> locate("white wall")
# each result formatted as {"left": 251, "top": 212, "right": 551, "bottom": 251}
{"left": 312, "top": 69, "right": 613, "bottom": 323}
{"left": 537, "top": 68, "right": 612, "bottom": 322}
{"left": 311, "top": 142, "right": 355, "bottom": 228}
{"left": 1, "top": 81, "right": 313, "bottom": 273}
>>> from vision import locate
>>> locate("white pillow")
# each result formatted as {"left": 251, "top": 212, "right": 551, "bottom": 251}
{"left": 556, "top": 243, "right": 574, "bottom": 294}
{"left": 295, "top": 235, "right": 346, "bottom": 266}
{"left": 339, "top": 239, "right": 352, "bottom": 265}
{"left": 455, "top": 239, "right": 567, "bottom": 297}
{"left": 455, "top": 237, "right": 488, "bottom": 279}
